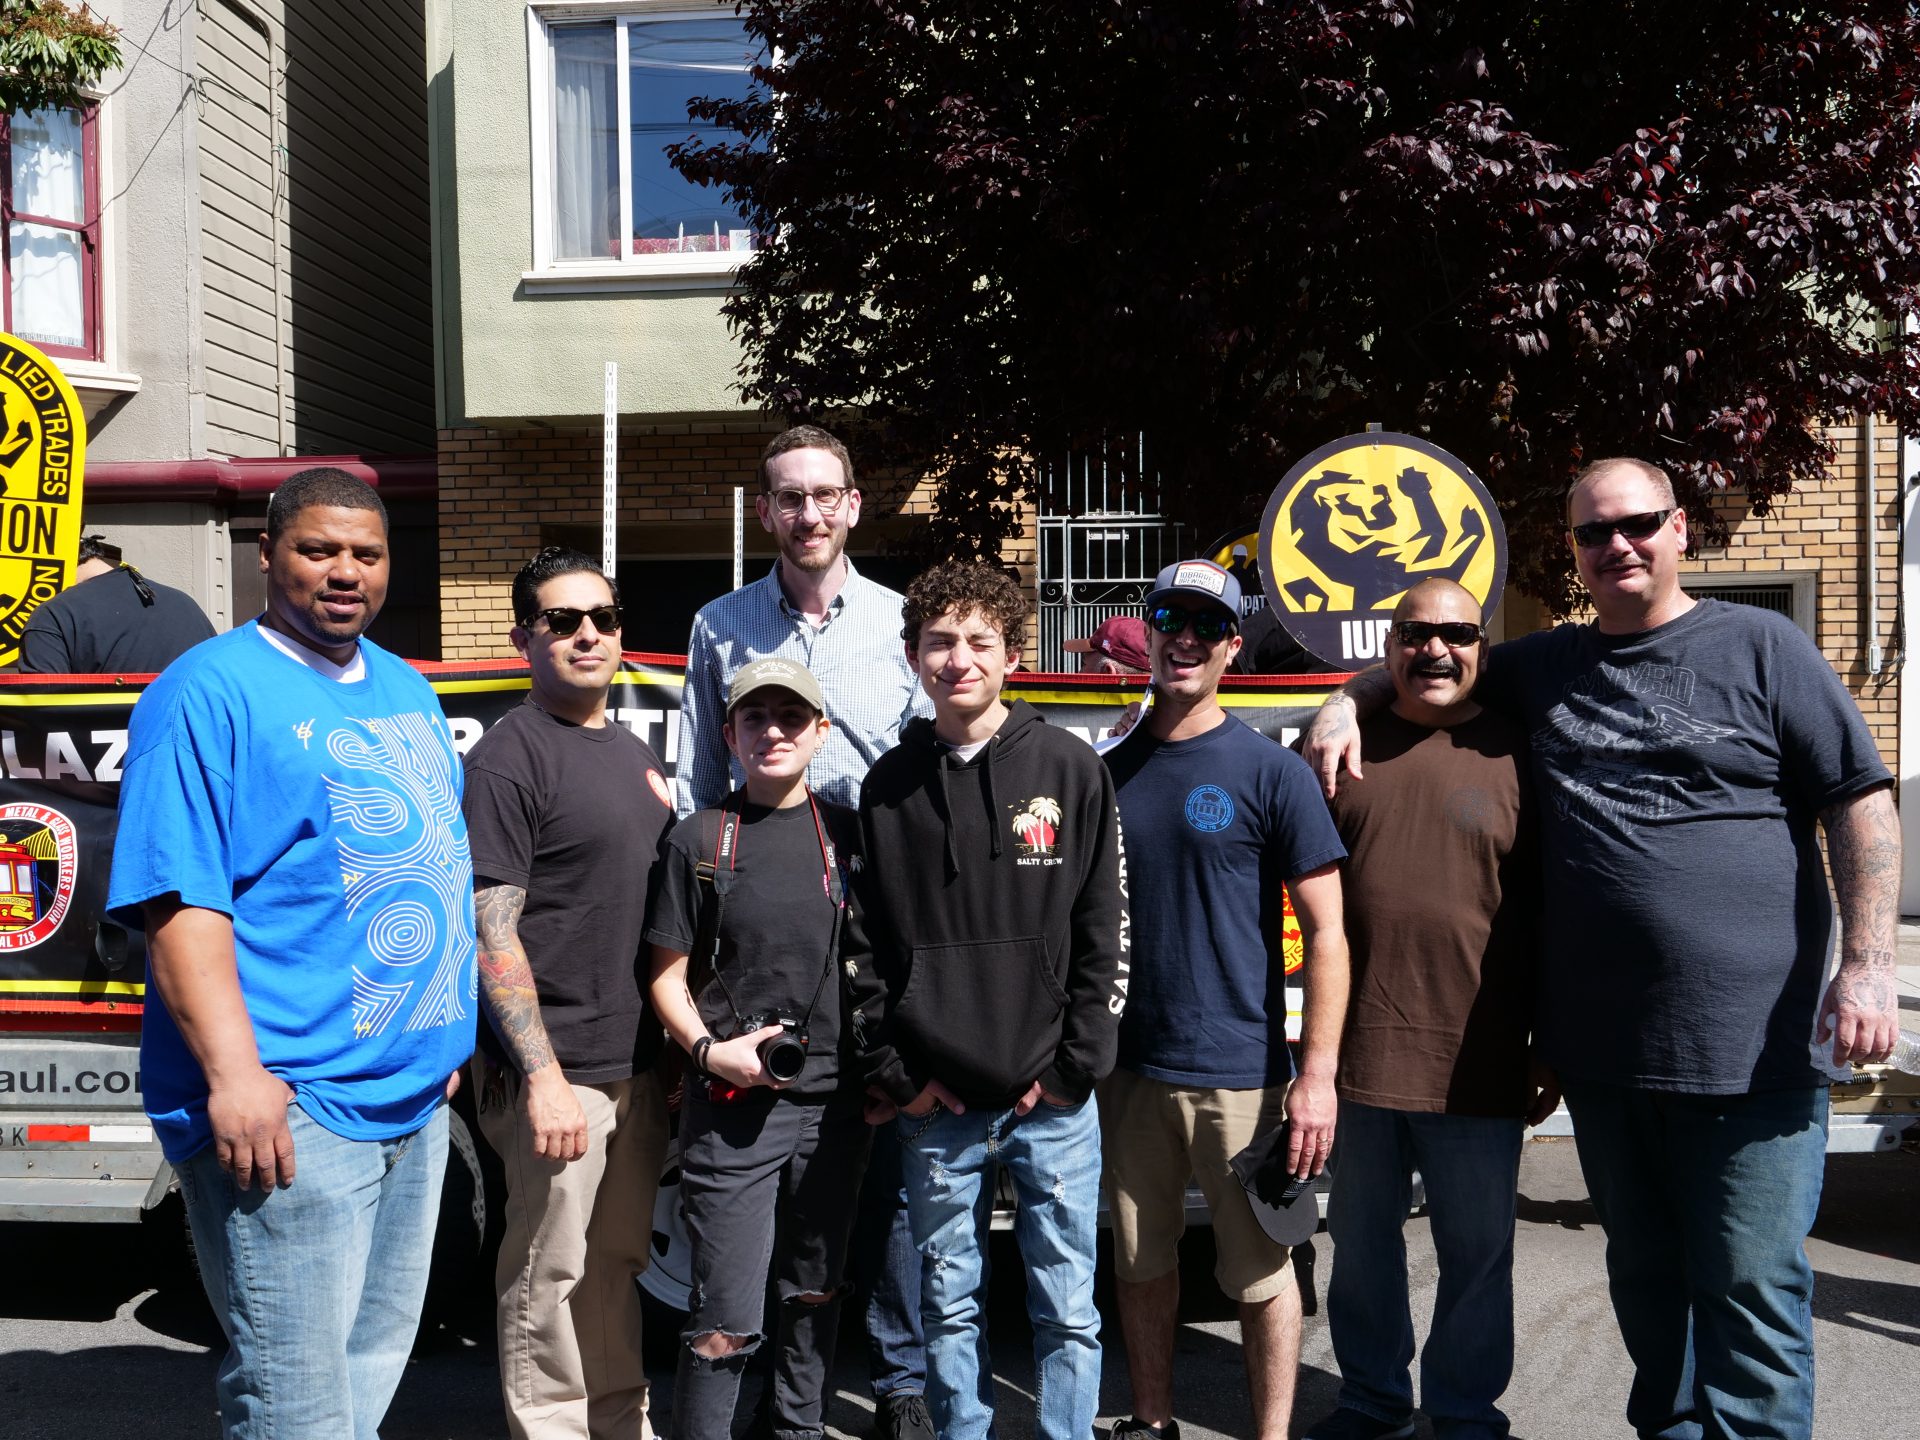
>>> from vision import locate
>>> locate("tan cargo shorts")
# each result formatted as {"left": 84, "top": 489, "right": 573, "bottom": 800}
{"left": 1099, "top": 1066, "right": 1293, "bottom": 1303}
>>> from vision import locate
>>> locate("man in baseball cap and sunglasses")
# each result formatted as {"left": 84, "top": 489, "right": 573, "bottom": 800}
{"left": 1101, "top": 559, "right": 1351, "bottom": 1440}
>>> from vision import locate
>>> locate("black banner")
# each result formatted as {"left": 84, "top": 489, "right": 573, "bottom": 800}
{"left": 0, "top": 658, "right": 1335, "bottom": 1014}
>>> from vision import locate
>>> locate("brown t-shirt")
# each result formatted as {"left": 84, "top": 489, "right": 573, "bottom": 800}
{"left": 1328, "top": 708, "right": 1536, "bottom": 1116}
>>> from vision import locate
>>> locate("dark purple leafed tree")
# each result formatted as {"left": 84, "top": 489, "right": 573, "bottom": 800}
{"left": 674, "top": 2, "right": 1920, "bottom": 610}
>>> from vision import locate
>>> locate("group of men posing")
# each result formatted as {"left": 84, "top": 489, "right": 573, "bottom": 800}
{"left": 105, "top": 428, "right": 1901, "bottom": 1440}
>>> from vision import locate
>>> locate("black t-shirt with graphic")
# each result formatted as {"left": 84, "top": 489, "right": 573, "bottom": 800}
{"left": 1475, "top": 600, "right": 1890, "bottom": 1094}
{"left": 646, "top": 796, "right": 861, "bottom": 1100}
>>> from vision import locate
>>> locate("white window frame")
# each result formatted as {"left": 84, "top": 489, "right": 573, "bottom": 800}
{"left": 526, "top": 0, "right": 760, "bottom": 293}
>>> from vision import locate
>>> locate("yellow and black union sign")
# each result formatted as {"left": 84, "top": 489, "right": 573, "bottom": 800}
{"left": 0, "top": 333, "right": 85, "bottom": 667}
{"left": 1257, "top": 432, "right": 1506, "bottom": 669}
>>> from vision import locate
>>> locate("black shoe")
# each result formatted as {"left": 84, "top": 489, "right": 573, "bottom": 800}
{"left": 1303, "top": 1409, "right": 1415, "bottom": 1440}
{"left": 877, "top": 1391, "right": 934, "bottom": 1440}
{"left": 1109, "top": 1419, "right": 1181, "bottom": 1440}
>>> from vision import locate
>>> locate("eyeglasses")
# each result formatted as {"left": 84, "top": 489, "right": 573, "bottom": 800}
{"left": 1146, "top": 604, "right": 1236, "bottom": 644}
{"left": 523, "top": 605, "right": 622, "bottom": 638}
{"left": 770, "top": 485, "right": 851, "bottom": 517}
{"left": 1391, "top": 620, "right": 1485, "bottom": 648}
{"left": 1569, "top": 509, "right": 1675, "bottom": 548}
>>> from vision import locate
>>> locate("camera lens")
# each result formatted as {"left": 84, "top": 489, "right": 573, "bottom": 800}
{"left": 760, "top": 1032, "right": 807, "bottom": 1084}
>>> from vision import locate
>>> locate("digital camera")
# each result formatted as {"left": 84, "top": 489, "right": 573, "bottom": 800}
{"left": 733, "top": 1011, "right": 810, "bottom": 1084}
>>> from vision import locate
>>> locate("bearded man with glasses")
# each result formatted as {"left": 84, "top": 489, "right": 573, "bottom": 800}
{"left": 1303, "top": 576, "right": 1556, "bottom": 1440}
{"left": 680, "top": 425, "right": 938, "bottom": 1440}
{"left": 1304, "top": 459, "right": 1900, "bottom": 1440}
{"left": 1100, "top": 558, "right": 1351, "bottom": 1440}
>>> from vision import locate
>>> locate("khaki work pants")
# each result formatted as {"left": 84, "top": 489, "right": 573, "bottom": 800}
{"left": 477, "top": 1063, "right": 670, "bottom": 1440}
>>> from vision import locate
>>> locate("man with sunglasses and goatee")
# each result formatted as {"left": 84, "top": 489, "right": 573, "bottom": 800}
{"left": 464, "top": 547, "right": 676, "bottom": 1440}
{"left": 1306, "top": 460, "right": 1900, "bottom": 1440}
{"left": 1101, "top": 559, "right": 1350, "bottom": 1440}
{"left": 1307, "top": 578, "right": 1554, "bottom": 1440}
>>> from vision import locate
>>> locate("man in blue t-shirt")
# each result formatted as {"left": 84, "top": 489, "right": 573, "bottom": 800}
{"left": 108, "top": 469, "right": 478, "bottom": 1438}
{"left": 1304, "top": 459, "right": 1901, "bottom": 1440}
{"left": 1101, "top": 559, "right": 1350, "bottom": 1440}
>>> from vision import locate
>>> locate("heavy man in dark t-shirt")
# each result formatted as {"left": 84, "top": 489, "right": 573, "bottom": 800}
{"left": 463, "top": 548, "right": 676, "bottom": 1440}
{"left": 1305, "top": 461, "right": 1902, "bottom": 1440}
{"left": 1102, "top": 559, "right": 1350, "bottom": 1440}
{"left": 1310, "top": 578, "right": 1553, "bottom": 1440}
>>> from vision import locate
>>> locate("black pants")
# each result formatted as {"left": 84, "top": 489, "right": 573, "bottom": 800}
{"left": 675, "top": 1085, "right": 872, "bottom": 1440}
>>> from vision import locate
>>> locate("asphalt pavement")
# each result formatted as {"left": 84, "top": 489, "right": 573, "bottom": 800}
{"left": 2, "top": 1128, "right": 1916, "bottom": 1439}
{"left": 4, "top": 944, "right": 1915, "bottom": 1437}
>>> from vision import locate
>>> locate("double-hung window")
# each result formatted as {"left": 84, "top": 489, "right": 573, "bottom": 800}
{"left": 529, "top": 4, "right": 764, "bottom": 285}
{"left": 2, "top": 107, "right": 99, "bottom": 359}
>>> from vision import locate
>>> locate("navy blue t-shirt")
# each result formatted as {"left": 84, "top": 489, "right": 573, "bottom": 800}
{"left": 1105, "top": 715, "right": 1347, "bottom": 1087}
{"left": 1476, "top": 600, "right": 1891, "bottom": 1093}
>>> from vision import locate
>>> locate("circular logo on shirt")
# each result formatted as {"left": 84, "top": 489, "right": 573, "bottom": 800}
{"left": 1184, "top": 785, "right": 1235, "bottom": 833}
{"left": 646, "top": 768, "right": 673, "bottom": 809}
{"left": 1444, "top": 785, "right": 1496, "bottom": 836}
{"left": 0, "top": 801, "right": 79, "bottom": 952}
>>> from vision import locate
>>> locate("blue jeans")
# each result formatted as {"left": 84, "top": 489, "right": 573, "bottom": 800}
{"left": 852, "top": 1116, "right": 927, "bottom": 1398}
{"left": 898, "top": 1097, "right": 1102, "bottom": 1440}
{"left": 177, "top": 1103, "right": 449, "bottom": 1439}
{"left": 1560, "top": 1079, "right": 1828, "bottom": 1440}
{"left": 1326, "top": 1101, "right": 1524, "bottom": 1439}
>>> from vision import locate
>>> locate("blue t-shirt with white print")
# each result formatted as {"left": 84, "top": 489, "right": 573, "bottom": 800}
{"left": 107, "top": 621, "right": 478, "bottom": 1163}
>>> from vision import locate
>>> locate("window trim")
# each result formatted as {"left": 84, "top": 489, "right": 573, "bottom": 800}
{"left": 527, "top": 0, "right": 759, "bottom": 289}
{"left": 1679, "top": 569, "right": 1817, "bottom": 638}
{"left": 1, "top": 104, "right": 101, "bottom": 361}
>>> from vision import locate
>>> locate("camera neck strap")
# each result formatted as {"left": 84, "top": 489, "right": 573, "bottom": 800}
{"left": 693, "top": 788, "right": 846, "bottom": 1037}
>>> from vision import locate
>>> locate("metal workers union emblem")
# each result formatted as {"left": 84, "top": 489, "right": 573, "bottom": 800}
{"left": 1257, "top": 432, "right": 1506, "bottom": 670}
{"left": 0, "top": 332, "right": 86, "bottom": 666}
{"left": 0, "top": 801, "right": 80, "bottom": 952}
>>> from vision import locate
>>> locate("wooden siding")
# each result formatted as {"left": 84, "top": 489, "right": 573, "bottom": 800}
{"left": 196, "top": 0, "right": 433, "bottom": 458}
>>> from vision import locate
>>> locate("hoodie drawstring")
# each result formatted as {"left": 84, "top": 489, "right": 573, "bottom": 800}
{"left": 935, "top": 755, "right": 960, "bottom": 879}
{"left": 984, "top": 739, "right": 1003, "bottom": 860}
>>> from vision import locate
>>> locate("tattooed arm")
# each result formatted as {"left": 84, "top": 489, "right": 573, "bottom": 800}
{"left": 475, "top": 881, "right": 588, "bottom": 1161}
{"left": 1300, "top": 666, "right": 1395, "bottom": 799}
{"left": 1818, "top": 783, "right": 1902, "bottom": 1066}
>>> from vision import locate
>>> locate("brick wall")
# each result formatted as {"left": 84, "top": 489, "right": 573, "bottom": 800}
{"left": 1682, "top": 418, "right": 1901, "bottom": 772}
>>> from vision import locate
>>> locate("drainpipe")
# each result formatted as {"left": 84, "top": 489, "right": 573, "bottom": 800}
{"left": 1866, "top": 411, "right": 1884, "bottom": 675}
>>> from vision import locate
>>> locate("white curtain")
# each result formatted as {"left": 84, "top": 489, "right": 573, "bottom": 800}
{"left": 552, "top": 25, "right": 617, "bottom": 260}
{"left": 8, "top": 109, "right": 84, "bottom": 350}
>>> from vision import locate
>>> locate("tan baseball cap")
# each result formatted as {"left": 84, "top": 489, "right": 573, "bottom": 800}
{"left": 726, "top": 657, "right": 826, "bottom": 715}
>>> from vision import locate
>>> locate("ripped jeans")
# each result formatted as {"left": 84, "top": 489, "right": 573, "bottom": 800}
{"left": 898, "top": 1095, "right": 1102, "bottom": 1440}
{"left": 674, "top": 1085, "right": 871, "bottom": 1440}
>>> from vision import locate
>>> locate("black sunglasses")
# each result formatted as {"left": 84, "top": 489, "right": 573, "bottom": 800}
{"left": 1146, "top": 604, "right": 1236, "bottom": 644}
{"left": 1569, "top": 509, "right": 1675, "bottom": 548}
{"left": 1391, "top": 620, "right": 1485, "bottom": 648}
{"left": 523, "top": 605, "right": 622, "bottom": 638}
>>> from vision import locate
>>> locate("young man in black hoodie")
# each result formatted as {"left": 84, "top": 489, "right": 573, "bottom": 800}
{"left": 849, "top": 562, "right": 1129, "bottom": 1440}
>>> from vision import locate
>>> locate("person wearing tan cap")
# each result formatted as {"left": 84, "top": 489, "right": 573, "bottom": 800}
{"left": 647, "top": 657, "right": 870, "bottom": 1440}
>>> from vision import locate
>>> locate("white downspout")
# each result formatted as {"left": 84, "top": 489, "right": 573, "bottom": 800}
{"left": 1866, "top": 410, "right": 1883, "bottom": 675}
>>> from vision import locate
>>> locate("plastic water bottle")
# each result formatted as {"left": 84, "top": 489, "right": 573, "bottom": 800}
{"left": 1892, "top": 1029, "right": 1920, "bottom": 1078}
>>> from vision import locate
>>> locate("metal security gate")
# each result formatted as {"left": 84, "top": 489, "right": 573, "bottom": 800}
{"left": 1033, "top": 438, "right": 1185, "bottom": 672}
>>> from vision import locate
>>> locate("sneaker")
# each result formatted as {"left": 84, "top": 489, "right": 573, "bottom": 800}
{"left": 1303, "top": 1409, "right": 1416, "bottom": 1440}
{"left": 1109, "top": 1419, "right": 1182, "bottom": 1440}
{"left": 877, "top": 1391, "right": 935, "bottom": 1440}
